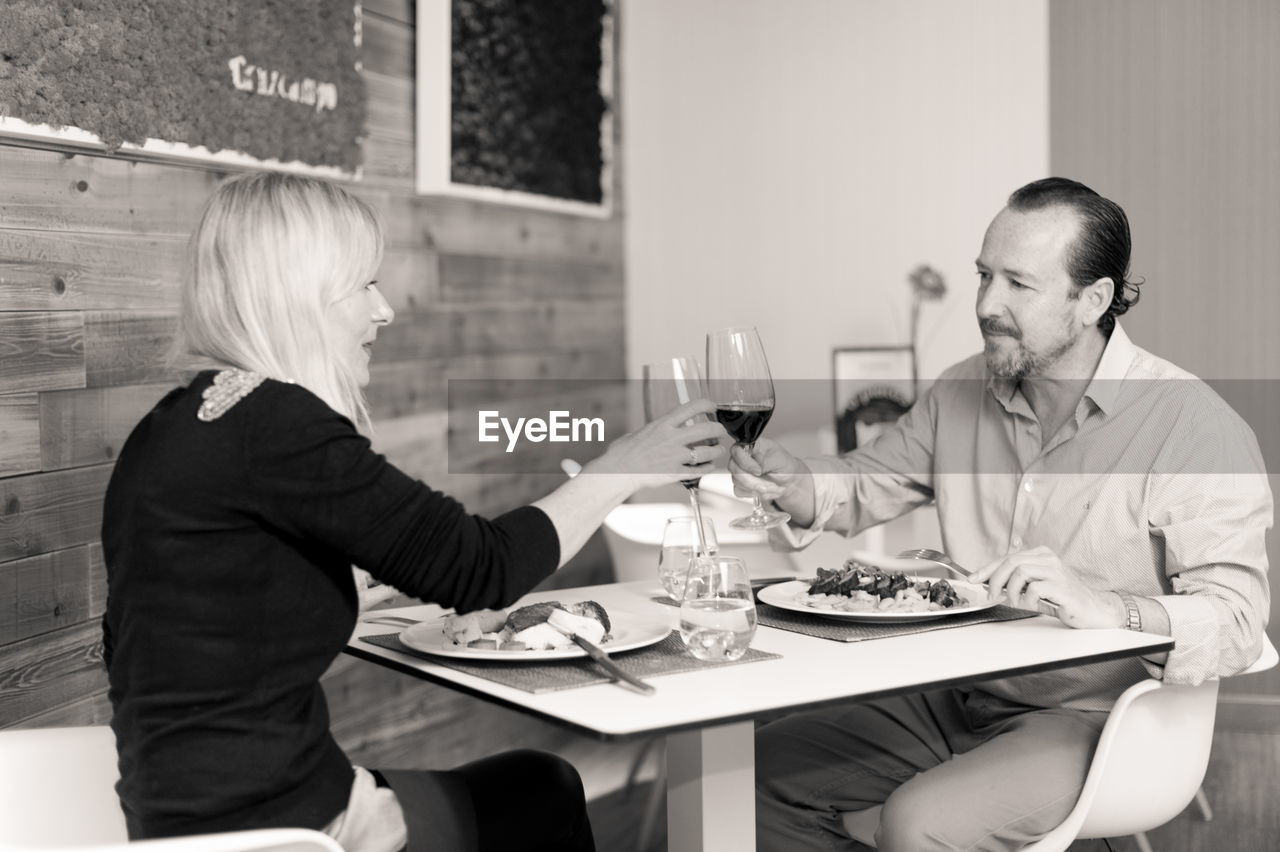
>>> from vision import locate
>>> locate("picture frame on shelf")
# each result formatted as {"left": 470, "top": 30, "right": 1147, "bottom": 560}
{"left": 832, "top": 346, "right": 917, "bottom": 454}
{"left": 416, "top": 0, "right": 614, "bottom": 217}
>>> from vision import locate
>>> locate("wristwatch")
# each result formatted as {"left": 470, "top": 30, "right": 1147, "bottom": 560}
{"left": 1118, "top": 592, "right": 1142, "bottom": 632}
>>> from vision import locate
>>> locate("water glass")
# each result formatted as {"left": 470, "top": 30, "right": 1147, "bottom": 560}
{"left": 678, "top": 555, "right": 757, "bottom": 661}
{"left": 658, "top": 516, "right": 719, "bottom": 601}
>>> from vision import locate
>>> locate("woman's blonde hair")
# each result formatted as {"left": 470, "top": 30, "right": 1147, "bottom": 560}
{"left": 175, "top": 172, "right": 384, "bottom": 429}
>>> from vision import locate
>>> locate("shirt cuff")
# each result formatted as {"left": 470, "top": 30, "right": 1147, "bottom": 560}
{"left": 1144, "top": 593, "right": 1223, "bottom": 685}
{"left": 768, "top": 457, "right": 852, "bottom": 550}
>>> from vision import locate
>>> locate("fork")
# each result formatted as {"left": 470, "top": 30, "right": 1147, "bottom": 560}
{"left": 896, "top": 548, "right": 1061, "bottom": 618}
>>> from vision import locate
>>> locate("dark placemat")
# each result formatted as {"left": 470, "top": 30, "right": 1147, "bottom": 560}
{"left": 361, "top": 632, "right": 782, "bottom": 693}
{"left": 651, "top": 595, "right": 1036, "bottom": 643}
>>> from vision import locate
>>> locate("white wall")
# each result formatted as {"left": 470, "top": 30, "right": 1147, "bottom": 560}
{"left": 622, "top": 0, "right": 1049, "bottom": 434}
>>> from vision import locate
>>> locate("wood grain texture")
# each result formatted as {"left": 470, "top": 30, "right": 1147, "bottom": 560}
{"left": 16, "top": 691, "right": 112, "bottom": 728}
{"left": 0, "top": 147, "right": 218, "bottom": 236}
{"left": 0, "top": 394, "right": 41, "bottom": 477}
{"left": 0, "top": 546, "right": 92, "bottom": 645}
{"left": 353, "top": 188, "right": 624, "bottom": 262}
{"left": 0, "top": 465, "right": 113, "bottom": 564}
{"left": 366, "top": 346, "right": 626, "bottom": 422}
{"left": 376, "top": 244, "right": 440, "bottom": 312}
{"left": 0, "top": 229, "right": 185, "bottom": 311}
{"left": 39, "top": 384, "right": 172, "bottom": 471}
{"left": 418, "top": 198, "right": 623, "bottom": 262}
{"left": 0, "top": 620, "right": 106, "bottom": 728}
{"left": 440, "top": 253, "right": 624, "bottom": 302}
{"left": 361, "top": 0, "right": 413, "bottom": 26}
{"left": 0, "top": 312, "right": 86, "bottom": 395}
{"left": 365, "top": 71, "right": 415, "bottom": 146}
{"left": 362, "top": 9, "right": 414, "bottom": 79}
{"left": 0, "top": 0, "right": 625, "bottom": 756}
{"left": 82, "top": 312, "right": 180, "bottom": 388}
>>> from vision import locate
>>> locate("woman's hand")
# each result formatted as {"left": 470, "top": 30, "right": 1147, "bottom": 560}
{"left": 728, "top": 437, "right": 815, "bottom": 526}
{"left": 971, "top": 546, "right": 1126, "bottom": 629}
{"left": 580, "top": 399, "right": 728, "bottom": 488}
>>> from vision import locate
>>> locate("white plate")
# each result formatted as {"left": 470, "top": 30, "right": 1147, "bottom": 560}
{"left": 398, "top": 611, "right": 671, "bottom": 661}
{"left": 757, "top": 578, "right": 1000, "bottom": 623}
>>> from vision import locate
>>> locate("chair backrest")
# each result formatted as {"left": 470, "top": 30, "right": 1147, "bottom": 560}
{"left": 1069, "top": 679, "right": 1221, "bottom": 840}
{"left": 1031, "top": 633, "right": 1280, "bottom": 849}
{"left": 0, "top": 725, "right": 129, "bottom": 846}
{"left": 601, "top": 500, "right": 803, "bottom": 583}
{"left": 845, "top": 634, "right": 1280, "bottom": 852}
{"left": 0, "top": 726, "right": 348, "bottom": 852}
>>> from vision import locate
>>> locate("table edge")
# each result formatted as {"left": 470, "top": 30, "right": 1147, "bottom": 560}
{"left": 341, "top": 635, "right": 1175, "bottom": 742}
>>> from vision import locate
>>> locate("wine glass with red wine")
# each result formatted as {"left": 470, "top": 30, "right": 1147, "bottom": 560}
{"left": 642, "top": 357, "right": 716, "bottom": 556}
{"left": 705, "top": 327, "right": 791, "bottom": 530}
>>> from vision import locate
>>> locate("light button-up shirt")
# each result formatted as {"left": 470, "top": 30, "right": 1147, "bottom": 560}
{"left": 777, "top": 325, "right": 1271, "bottom": 711}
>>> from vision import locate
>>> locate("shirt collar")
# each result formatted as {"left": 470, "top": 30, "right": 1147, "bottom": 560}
{"left": 985, "top": 322, "right": 1137, "bottom": 418}
{"left": 1082, "top": 322, "right": 1136, "bottom": 416}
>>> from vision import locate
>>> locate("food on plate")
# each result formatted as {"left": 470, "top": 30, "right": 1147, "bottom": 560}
{"left": 442, "top": 600, "right": 612, "bottom": 651}
{"left": 441, "top": 608, "right": 508, "bottom": 646}
{"left": 797, "top": 560, "right": 968, "bottom": 614}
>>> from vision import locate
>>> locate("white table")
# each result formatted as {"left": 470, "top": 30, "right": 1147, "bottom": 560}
{"left": 345, "top": 581, "right": 1173, "bottom": 852}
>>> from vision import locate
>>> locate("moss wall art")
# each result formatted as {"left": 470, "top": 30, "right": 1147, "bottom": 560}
{"left": 0, "top": 0, "right": 366, "bottom": 171}
{"left": 450, "top": 0, "right": 608, "bottom": 204}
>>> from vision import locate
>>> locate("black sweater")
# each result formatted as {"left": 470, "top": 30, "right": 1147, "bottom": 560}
{"left": 101, "top": 371, "right": 560, "bottom": 838}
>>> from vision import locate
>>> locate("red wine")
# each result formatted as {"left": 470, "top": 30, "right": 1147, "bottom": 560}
{"left": 715, "top": 404, "right": 774, "bottom": 445}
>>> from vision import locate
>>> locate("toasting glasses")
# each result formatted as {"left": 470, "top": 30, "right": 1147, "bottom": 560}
{"left": 642, "top": 357, "right": 716, "bottom": 559}
{"left": 705, "top": 327, "right": 791, "bottom": 529}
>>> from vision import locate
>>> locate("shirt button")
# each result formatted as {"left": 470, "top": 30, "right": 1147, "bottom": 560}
{"left": 1023, "top": 479, "right": 1033, "bottom": 492}
{"left": 1012, "top": 536, "right": 1023, "bottom": 549}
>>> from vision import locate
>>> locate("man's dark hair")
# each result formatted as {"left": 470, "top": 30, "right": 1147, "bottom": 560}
{"left": 1007, "top": 177, "right": 1142, "bottom": 335}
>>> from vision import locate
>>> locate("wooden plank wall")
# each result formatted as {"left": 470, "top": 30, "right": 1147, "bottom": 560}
{"left": 0, "top": 0, "right": 628, "bottom": 768}
{"left": 1049, "top": 0, "right": 1279, "bottom": 699}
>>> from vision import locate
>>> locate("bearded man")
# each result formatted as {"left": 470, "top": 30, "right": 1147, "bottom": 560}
{"left": 734, "top": 177, "right": 1272, "bottom": 851}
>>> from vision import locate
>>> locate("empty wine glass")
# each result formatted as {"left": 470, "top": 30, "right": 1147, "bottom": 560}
{"left": 642, "top": 357, "right": 717, "bottom": 556}
{"left": 642, "top": 358, "right": 712, "bottom": 488}
{"left": 679, "top": 555, "right": 756, "bottom": 661}
{"left": 705, "top": 327, "right": 791, "bottom": 529}
{"left": 657, "top": 516, "right": 719, "bottom": 601}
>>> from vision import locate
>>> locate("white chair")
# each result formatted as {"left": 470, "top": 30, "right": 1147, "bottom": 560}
{"left": 0, "top": 725, "right": 344, "bottom": 852}
{"left": 842, "top": 635, "right": 1280, "bottom": 851}
{"left": 601, "top": 498, "right": 802, "bottom": 583}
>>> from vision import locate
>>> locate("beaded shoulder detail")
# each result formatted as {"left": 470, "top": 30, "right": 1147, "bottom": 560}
{"left": 197, "top": 369, "right": 268, "bottom": 422}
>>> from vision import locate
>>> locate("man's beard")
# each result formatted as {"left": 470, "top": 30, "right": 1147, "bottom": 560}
{"left": 982, "top": 318, "right": 1078, "bottom": 381}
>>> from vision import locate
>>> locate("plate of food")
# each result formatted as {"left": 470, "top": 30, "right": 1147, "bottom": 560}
{"left": 756, "top": 557, "right": 999, "bottom": 623}
{"left": 399, "top": 599, "right": 671, "bottom": 661}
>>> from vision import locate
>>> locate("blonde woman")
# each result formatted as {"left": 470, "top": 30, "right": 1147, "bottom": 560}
{"left": 101, "top": 172, "right": 726, "bottom": 852}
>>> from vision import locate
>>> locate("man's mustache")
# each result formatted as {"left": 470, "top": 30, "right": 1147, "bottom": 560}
{"left": 980, "top": 319, "right": 1020, "bottom": 338}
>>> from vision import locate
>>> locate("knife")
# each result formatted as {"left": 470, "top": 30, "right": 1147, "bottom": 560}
{"left": 547, "top": 610, "right": 655, "bottom": 695}
{"left": 568, "top": 633, "right": 656, "bottom": 695}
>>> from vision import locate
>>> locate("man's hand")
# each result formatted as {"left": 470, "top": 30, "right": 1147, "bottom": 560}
{"left": 728, "top": 438, "right": 815, "bottom": 527}
{"left": 971, "top": 546, "right": 1126, "bottom": 629}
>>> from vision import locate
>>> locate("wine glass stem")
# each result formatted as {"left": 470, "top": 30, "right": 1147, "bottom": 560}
{"left": 742, "top": 442, "right": 770, "bottom": 520}
{"left": 688, "top": 487, "right": 710, "bottom": 557}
